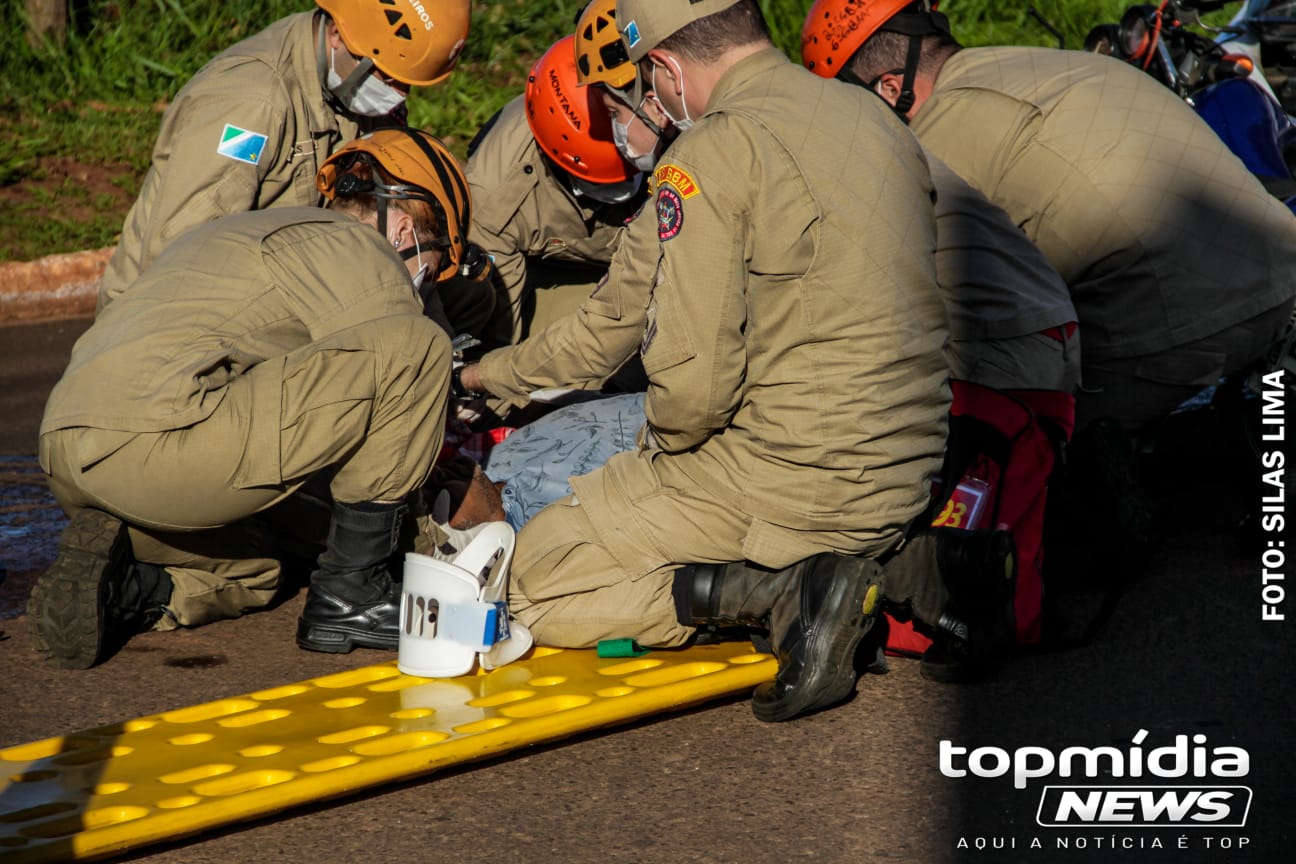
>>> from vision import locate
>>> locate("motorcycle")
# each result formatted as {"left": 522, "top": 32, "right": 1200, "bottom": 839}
{"left": 1218, "top": 0, "right": 1296, "bottom": 114}
{"left": 1080, "top": 0, "right": 1296, "bottom": 210}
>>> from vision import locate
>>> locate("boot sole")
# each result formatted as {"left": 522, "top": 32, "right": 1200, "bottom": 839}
{"left": 752, "top": 573, "right": 881, "bottom": 723}
{"left": 295, "top": 618, "right": 398, "bottom": 654}
{"left": 27, "top": 509, "right": 129, "bottom": 669}
{"left": 920, "top": 646, "right": 992, "bottom": 684}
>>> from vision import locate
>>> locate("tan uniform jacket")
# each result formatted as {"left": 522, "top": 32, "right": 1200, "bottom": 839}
{"left": 928, "top": 155, "right": 1074, "bottom": 341}
{"left": 913, "top": 46, "right": 1296, "bottom": 362}
{"left": 475, "top": 204, "right": 657, "bottom": 407}
{"left": 44, "top": 208, "right": 422, "bottom": 462}
{"left": 478, "top": 146, "right": 1073, "bottom": 403}
{"left": 467, "top": 95, "right": 643, "bottom": 340}
{"left": 99, "top": 12, "right": 364, "bottom": 310}
{"left": 582, "top": 49, "right": 948, "bottom": 536}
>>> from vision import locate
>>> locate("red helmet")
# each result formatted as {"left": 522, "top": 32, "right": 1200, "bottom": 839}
{"left": 525, "top": 35, "right": 634, "bottom": 185}
{"left": 801, "top": 0, "right": 942, "bottom": 79}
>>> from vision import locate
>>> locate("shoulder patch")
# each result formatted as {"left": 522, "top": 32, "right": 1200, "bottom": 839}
{"left": 653, "top": 164, "right": 700, "bottom": 199}
{"left": 217, "top": 124, "right": 268, "bottom": 166}
{"left": 656, "top": 188, "right": 684, "bottom": 242}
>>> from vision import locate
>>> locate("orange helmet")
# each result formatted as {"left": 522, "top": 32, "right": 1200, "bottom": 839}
{"left": 574, "top": 0, "right": 635, "bottom": 91}
{"left": 525, "top": 35, "right": 634, "bottom": 185}
{"left": 316, "top": 0, "right": 470, "bottom": 86}
{"left": 317, "top": 128, "right": 472, "bottom": 282}
{"left": 801, "top": 0, "right": 944, "bottom": 80}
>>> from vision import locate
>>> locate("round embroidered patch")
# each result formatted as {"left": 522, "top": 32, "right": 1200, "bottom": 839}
{"left": 656, "top": 188, "right": 683, "bottom": 241}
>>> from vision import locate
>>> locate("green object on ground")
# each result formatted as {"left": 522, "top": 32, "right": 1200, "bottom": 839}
{"left": 597, "top": 638, "right": 649, "bottom": 658}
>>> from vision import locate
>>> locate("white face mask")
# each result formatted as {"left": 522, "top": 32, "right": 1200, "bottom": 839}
{"left": 393, "top": 231, "right": 430, "bottom": 295}
{"left": 651, "top": 57, "right": 695, "bottom": 132}
{"left": 410, "top": 261, "right": 429, "bottom": 292}
{"left": 611, "top": 114, "right": 659, "bottom": 173}
{"left": 570, "top": 173, "right": 644, "bottom": 204}
{"left": 329, "top": 47, "right": 405, "bottom": 117}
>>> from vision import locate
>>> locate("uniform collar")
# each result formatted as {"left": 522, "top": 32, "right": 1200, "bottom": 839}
{"left": 289, "top": 11, "right": 344, "bottom": 133}
{"left": 704, "top": 46, "right": 789, "bottom": 115}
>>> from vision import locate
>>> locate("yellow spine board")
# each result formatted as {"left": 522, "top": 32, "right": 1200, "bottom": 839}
{"left": 0, "top": 643, "right": 775, "bottom": 863}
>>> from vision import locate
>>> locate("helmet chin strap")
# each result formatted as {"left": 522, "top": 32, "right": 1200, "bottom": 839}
{"left": 843, "top": 8, "right": 953, "bottom": 122}
{"left": 316, "top": 20, "right": 376, "bottom": 109}
{"left": 893, "top": 34, "right": 924, "bottom": 117}
{"left": 398, "top": 236, "right": 423, "bottom": 264}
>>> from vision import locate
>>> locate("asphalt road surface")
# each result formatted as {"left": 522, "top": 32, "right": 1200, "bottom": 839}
{"left": 1, "top": 317, "right": 1293, "bottom": 863}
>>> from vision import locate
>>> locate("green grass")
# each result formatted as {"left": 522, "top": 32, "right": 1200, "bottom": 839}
{"left": 0, "top": 0, "right": 1240, "bottom": 260}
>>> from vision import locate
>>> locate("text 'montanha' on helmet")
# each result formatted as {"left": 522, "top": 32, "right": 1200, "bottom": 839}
{"left": 525, "top": 34, "right": 635, "bottom": 185}
{"left": 316, "top": 0, "right": 470, "bottom": 86}
{"left": 800, "top": 0, "right": 944, "bottom": 79}
{"left": 317, "top": 128, "right": 471, "bottom": 282}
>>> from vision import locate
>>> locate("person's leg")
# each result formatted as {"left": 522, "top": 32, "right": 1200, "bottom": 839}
{"left": 1075, "top": 299, "right": 1292, "bottom": 433}
{"left": 507, "top": 474, "right": 750, "bottom": 648}
{"left": 287, "top": 315, "right": 452, "bottom": 652}
{"left": 508, "top": 450, "right": 900, "bottom": 721}
{"left": 673, "top": 553, "right": 887, "bottom": 722}
{"left": 483, "top": 392, "right": 644, "bottom": 530}
{"left": 126, "top": 519, "right": 308, "bottom": 628}
{"left": 33, "top": 315, "right": 451, "bottom": 664}
{"left": 517, "top": 262, "right": 603, "bottom": 341}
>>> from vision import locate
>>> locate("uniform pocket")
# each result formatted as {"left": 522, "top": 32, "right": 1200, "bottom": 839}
{"left": 582, "top": 272, "right": 622, "bottom": 320}
{"left": 639, "top": 288, "right": 697, "bottom": 376}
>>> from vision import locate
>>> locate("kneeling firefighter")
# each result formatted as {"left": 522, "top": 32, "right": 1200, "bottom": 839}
{"left": 31, "top": 128, "right": 474, "bottom": 668}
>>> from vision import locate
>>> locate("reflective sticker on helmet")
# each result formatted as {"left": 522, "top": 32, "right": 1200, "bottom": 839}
{"left": 653, "top": 164, "right": 699, "bottom": 199}
{"left": 623, "top": 20, "right": 641, "bottom": 49}
{"left": 217, "top": 124, "right": 268, "bottom": 166}
{"left": 657, "top": 188, "right": 683, "bottom": 241}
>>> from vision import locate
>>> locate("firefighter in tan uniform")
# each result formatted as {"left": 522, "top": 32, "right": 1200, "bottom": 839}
{"left": 925, "top": 156, "right": 1078, "bottom": 392}
{"left": 468, "top": 154, "right": 1077, "bottom": 404}
{"left": 468, "top": 153, "right": 1079, "bottom": 685}
{"left": 98, "top": 0, "right": 471, "bottom": 313}
{"left": 476, "top": 0, "right": 950, "bottom": 723}
{"left": 802, "top": 0, "right": 1296, "bottom": 672}
{"left": 464, "top": 34, "right": 647, "bottom": 347}
{"left": 453, "top": 1, "right": 672, "bottom": 401}
{"left": 575, "top": 0, "right": 674, "bottom": 180}
{"left": 31, "top": 130, "right": 473, "bottom": 669}
{"left": 801, "top": 0, "right": 1296, "bottom": 433}
{"left": 468, "top": 3, "right": 1076, "bottom": 406}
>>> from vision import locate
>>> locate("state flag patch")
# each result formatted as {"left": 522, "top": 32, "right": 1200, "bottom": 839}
{"left": 217, "top": 124, "right": 268, "bottom": 165}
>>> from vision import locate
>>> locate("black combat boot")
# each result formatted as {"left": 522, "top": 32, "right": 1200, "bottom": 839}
{"left": 28, "top": 508, "right": 173, "bottom": 669}
{"left": 296, "top": 500, "right": 406, "bottom": 653}
{"left": 673, "top": 553, "right": 884, "bottom": 723}
{"left": 884, "top": 528, "right": 1015, "bottom": 684}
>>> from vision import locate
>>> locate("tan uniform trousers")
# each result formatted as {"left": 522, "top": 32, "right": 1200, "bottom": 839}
{"left": 41, "top": 315, "right": 451, "bottom": 626}
{"left": 523, "top": 266, "right": 602, "bottom": 341}
{"left": 508, "top": 449, "right": 904, "bottom": 649}
{"left": 1075, "top": 298, "right": 1294, "bottom": 431}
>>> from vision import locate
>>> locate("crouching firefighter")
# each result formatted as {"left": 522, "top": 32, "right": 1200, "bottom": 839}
{"left": 30, "top": 128, "right": 475, "bottom": 668}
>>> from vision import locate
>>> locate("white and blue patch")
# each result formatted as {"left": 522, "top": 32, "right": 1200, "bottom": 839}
{"left": 622, "top": 20, "right": 641, "bottom": 49}
{"left": 217, "top": 123, "right": 267, "bottom": 166}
